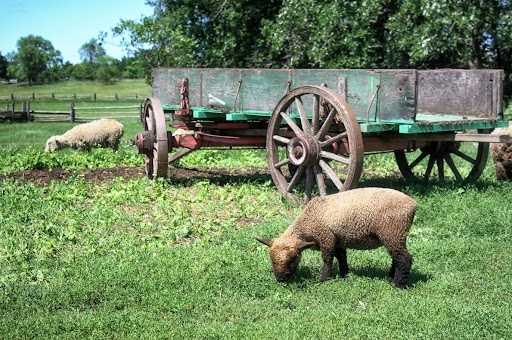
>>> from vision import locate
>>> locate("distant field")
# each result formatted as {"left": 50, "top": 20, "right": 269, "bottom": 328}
{"left": 0, "top": 79, "right": 151, "bottom": 100}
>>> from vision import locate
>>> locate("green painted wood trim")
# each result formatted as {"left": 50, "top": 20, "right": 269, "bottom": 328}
{"left": 399, "top": 119, "right": 509, "bottom": 134}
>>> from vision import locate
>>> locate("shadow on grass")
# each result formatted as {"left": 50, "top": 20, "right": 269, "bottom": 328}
{"left": 358, "top": 175, "right": 500, "bottom": 197}
{"left": 286, "top": 265, "right": 431, "bottom": 289}
{"left": 350, "top": 266, "right": 431, "bottom": 288}
{"left": 165, "top": 167, "right": 499, "bottom": 198}
{"left": 166, "top": 166, "right": 273, "bottom": 187}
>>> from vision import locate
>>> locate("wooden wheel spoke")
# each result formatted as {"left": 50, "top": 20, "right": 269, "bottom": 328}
{"left": 424, "top": 156, "right": 436, "bottom": 181}
{"left": 320, "top": 151, "right": 350, "bottom": 165}
{"left": 409, "top": 151, "right": 428, "bottom": 170}
{"left": 316, "top": 108, "right": 337, "bottom": 139}
{"left": 437, "top": 157, "right": 445, "bottom": 181}
{"left": 272, "top": 135, "right": 290, "bottom": 145}
{"left": 295, "top": 97, "right": 312, "bottom": 135}
{"left": 280, "top": 111, "right": 304, "bottom": 137}
{"left": 313, "top": 164, "right": 327, "bottom": 196}
{"left": 444, "top": 153, "right": 463, "bottom": 181}
{"left": 319, "top": 159, "right": 344, "bottom": 191}
{"left": 449, "top": 148, "right": 476, "bottom": 164}
{"left": 320, "top": 131, "right": 348, "bottom": 148}
{"left": 286, "top": 165, "right": 306, "bottom": 192}
{"left": 305, "top": 167, "right": 313, "bottom": 203}
{"left": 274, "top": 158, "right": 290, "bottom": 169}
{"left": 312, "top": 95, "right": 320, "bottom": 134}
{"left": 267, "top": 86, "right": 363, "bottom": 204}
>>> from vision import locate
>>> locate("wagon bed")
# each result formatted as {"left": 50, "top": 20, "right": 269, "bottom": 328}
{"left": 136, "top": 68, "right": 510, "bottom": 204}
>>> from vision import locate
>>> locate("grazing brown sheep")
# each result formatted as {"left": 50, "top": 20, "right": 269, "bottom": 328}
{"left": 491, "top": 123, "right": 512, "bottom": 181}
{"left": 257, "top": 188, "right": 417, "bottom": 288}
{"left": 45, "top": 119, "right": 124, "bottom": 152}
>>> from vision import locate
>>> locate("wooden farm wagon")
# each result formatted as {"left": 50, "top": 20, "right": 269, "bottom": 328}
{"left": 135, "top": 68, "right": 510, "bottom": 204}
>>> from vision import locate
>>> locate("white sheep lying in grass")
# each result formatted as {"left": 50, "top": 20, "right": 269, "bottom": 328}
{"left": 45, "top": 119, "right": 124, "bottom": 152}
{"left": 257, "top": 188, "right": 417, "bottom": 288}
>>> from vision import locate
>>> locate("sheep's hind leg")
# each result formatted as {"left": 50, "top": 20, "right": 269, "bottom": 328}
{"left": 335, "top": 247, "right": 349, "bottom": 279}
{"left": 390, "top": 249, "right": 412, "bottom": 289}
{"left": 387, "top": 260, "right": 397, "bottom": 283}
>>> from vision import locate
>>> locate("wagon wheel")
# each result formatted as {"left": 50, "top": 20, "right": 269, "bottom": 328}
{"left": 394, "top": 129, "right": 490, "bottom": 183}
{"left": 267, "top": 85, "right": 364, "bottom": 205}
{"left": 136, "top": 97, "right": 169, "bottom": 179}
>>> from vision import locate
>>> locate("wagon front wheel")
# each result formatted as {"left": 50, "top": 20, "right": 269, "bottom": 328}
{"left": 136, "top": 97, "right": 169, "bottom": 179}
{"left": 394, "top": 130, "right": 490, "bottom": 183}
{"left": 267, "top": 85, "right": 364, "bottom": 205}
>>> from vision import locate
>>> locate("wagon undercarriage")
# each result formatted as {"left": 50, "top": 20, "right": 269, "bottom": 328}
{"left": 135, "top": 68, "right": 510, "bottom": 204}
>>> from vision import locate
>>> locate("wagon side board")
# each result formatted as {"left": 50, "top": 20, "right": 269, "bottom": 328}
{"left": 416, "top": 69, "right": 503, "bottom": 118}
{"left": 152, "top": 68, "right": 418, "bottom": 122}
{"left": 152, "top": 68, "right": 504, "bottom": 126}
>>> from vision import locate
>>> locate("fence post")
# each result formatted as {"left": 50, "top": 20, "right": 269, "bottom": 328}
{"left": 115, "top": 93, "right": 118, "bottom": 101}
{"left": 21, "top": 102, "right": 26, "bottom": 121}
{"left": 70, "top": 102, "right": 75, "bottom": 122}
{"left": 94, "top": 93, "right": 96, "bottom": 101}
{"left": 139, "top": 102, "right": 143, "bottom": 122}
{"left": 11, "top": 102, "right": 15, "bottom": 121}
{"left": 52, "top": 93, "right": 55, "bottom": 99}
{"left": 32, "top": 92, "right": 35, "bottom": 100}
{"left": 27, "top": 101, "right": 31, "bottom": 121}
{"left": 11, "top": 93, "right": 14, "bottom": 101}
{"left": 74, "top": 93, "right": 76, "bottom": 100}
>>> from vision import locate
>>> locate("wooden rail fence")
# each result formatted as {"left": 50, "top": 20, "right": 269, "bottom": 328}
{"left": 0, "top": 93, "right": 147, "bottom": 101}
{"left": 1, "top": 101, "right": 144, "bottom": 122}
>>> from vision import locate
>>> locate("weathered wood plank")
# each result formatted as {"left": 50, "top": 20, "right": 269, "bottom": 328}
{"left": 152, "top": 68, "right": 503, "bottom": 123}
{"left": 416, "top": 69, "right": 503, "bottom": 118}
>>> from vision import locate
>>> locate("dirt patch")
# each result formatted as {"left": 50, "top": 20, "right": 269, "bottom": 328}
{"left": 1, "top": 166, "right": 272, "bottom": 186}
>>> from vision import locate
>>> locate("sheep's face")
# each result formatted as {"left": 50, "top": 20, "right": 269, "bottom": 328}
{"left": 45, "top": 136, "right": 59, "bottom": 152}
{"left": 257, "top": 237, "right": 315, "bottom": 282}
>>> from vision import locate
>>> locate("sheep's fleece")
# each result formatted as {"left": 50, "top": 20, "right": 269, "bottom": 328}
{"left": 257, "top": 188, "right": 417, "bottom": 288}
{"left": 45, "top": 119, "right": 124, "bottom": 152}
{"left": 491, "top": 122, "right": 512, "bottom": 180}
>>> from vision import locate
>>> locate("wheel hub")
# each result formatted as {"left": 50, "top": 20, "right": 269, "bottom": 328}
{"left": 135, "top": 131, "right": 154, "bottom": 155}
{"left": 287, "top": 135, "right": 320, "bottom": 167}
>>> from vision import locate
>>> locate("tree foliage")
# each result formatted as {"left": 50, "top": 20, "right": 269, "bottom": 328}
{"left": 113, "top": 0, "right": 282, "bottom": 68}
{"left": 0, "top": 52, "right": 7, "bottom": 80}
{"left": 112, "top": 0, "right": 512, "bottom": 95}
{"left": 78, "top": 38, "right": 107, "bottom": 63}
{"left": 13, "top": 35, "right": 63, "bottom": 85}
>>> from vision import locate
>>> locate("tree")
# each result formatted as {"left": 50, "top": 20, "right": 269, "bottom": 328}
{"left": 95, "top": 56, "right": 121, "bottom": 83}
{"left": 112, "top": 0, "right": 282, "bottom": 70}
{"left": 0, "top": 52, "right": 7, "bottom": 79}
{"left": 112, "top": 0, "right": 511, "bottom": 96}
{"left": 78, "top": 38, "right": 106, "bottom": 63}
{"left": 14, "top": 35, "right": 63, "bottom": 85}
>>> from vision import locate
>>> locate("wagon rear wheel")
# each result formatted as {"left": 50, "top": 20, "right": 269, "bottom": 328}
{"left": 267, "top": 85, "right": 364, "bottom": 205}
{"left": 136, "top": 97, "right": 169, "bottom": 179}
{"left": 394, "top": 130, "right": 490, "bottom": 183}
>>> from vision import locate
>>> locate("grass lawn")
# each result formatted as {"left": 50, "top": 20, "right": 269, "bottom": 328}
{"left": 1, "top": 120, "right": 512, "bottom": 338}
{"left": 0, "top": 79, "right": 151, "bottom": 99}
{"left": 0, "top": 80, "right": 511, "bottom": 338}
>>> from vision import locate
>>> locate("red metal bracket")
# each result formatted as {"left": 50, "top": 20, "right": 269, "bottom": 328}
{"left": 175, "top": 78, "right": 192, "bottom": 119}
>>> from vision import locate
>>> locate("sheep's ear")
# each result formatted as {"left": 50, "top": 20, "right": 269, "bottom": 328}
{"left": 299, "top": 241, "right": 316, "bottom": 251}
{"left": 256, "top": 237, "right": 273, "bottom": 247}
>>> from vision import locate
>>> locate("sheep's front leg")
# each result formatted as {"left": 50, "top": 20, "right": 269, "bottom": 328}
{"left": 318, "top": 232, "right": 337, "bottom": 281}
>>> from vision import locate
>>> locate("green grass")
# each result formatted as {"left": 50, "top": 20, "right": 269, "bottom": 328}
{"left": 1, "top": 156, "right": 511, "bottom": 338}
{"left": 0, "top": 85, "right": 511, "bottom": 338}
{"left": 0, "top": 79, "right": 151, "bottom": 99}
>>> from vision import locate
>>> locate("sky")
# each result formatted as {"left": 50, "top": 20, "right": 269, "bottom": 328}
{"left": 0, "top": 0, "right": 154, "bottom": 64}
